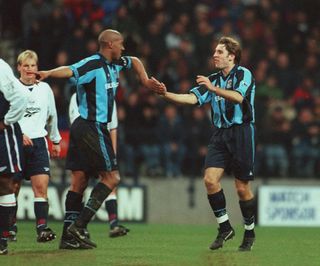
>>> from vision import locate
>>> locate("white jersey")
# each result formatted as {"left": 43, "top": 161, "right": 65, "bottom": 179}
{"left": 18, "top": 81, "right": 61, "bottom": 143}
{"left": 69, "top": 93, "right": 118, "bottom": 130}
{"left": 0, "top": 59, "right": 28, "bottom": 125}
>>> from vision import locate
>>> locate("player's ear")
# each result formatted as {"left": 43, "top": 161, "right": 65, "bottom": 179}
{"left": 228, "top": 54, "right": 235, "bottom": 62}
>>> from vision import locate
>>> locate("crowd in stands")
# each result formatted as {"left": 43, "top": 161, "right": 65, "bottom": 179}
{"left": 1, "top": 0, "right": 320, "bottom": 178}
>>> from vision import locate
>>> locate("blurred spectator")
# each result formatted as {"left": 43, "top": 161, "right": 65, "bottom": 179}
{"left": 291, "top": 108, "right": 320, "bottom": 177}
{"left": 122, "top": 92, "right": 142, "bottom": 176}
{"left": 271, "top": 52, "right": 297, "bottom": 97}
{"left": 116, "top": 104, "right": 128, "bottom": 174}
{"left": 111, "top": 5, "right": 141, "bottom": 38}
{"left": 302, "top": 54, "right": 320, "bottom": 86}
{"left": 260, "top": 106, "right": 291, "bottom": 176}
{"left": 194, "top": 19, "right": 214, "bottom": 73}
{"left": 62, "top": 27, "right": 87, "bottom": 63}
{"left": 22, "top": 0, "right": 53, "bottom": 47}
{"left": 50, "top": 83, "right": 69, "bottom": 130}
{"left": 291, "top": 76, "right": 315, "bottom": 110}
{"left": 257, "top": 75, "right": 284, "bottom": 102}
{"left": 158, "top": 105, "right": 186, "bottom": 177}
{"left": 41, "top": 6, "right": 69, "bottom": 68}
{"left": 139, "top": 103, "right": 162, "bottom": 176}
{"left": 184, "top": 108, "right": 212, "bottom": 175}
{"left": 165, "top": 21, "right": 187, "bottom": 50}
{"left": 3, "top": 0, "right": 320, "bottom": 178}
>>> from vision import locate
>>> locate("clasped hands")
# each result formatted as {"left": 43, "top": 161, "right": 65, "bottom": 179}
{"left": 147, "top": 75, "right": 216, "bottom": 96}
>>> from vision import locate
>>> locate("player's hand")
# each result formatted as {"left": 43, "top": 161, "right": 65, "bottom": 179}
{"left": 23, "top": 135, "right": 33, "bottom": 146}
{"left": 149, "top": 77, "right": 167, "bottom": 95}
{"left": 27, "top": 70, "right": 50, "bottom": 81}
{"left": 144, "top": 77, "right": 163, "bottom": 94}
{"left": 51, "top": 143, "right": 61, "bottom": 158}
{"left": 196, "top": 75, "right": 216, "bottom": 92}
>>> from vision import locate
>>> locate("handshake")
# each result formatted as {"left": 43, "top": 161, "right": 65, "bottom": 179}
{"left": 144, "top": 77, "right": 167, "bottom": 96}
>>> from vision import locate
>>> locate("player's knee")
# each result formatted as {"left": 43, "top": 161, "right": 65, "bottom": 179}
{"left": 32, "top": 183, "right": 48, "bottom": 198}
{"left": 70, "top": 181, "right": 87, "bottom": 194}
{"left": 203, "top": 174, "right": 219, "bottom": 190}
{"left": 0, "top": 176, "right": 14, "bottom": 195}
{"left": 110, "top": 172, "right": 120, "bottom": 187}
{"left": 236, "top": 184, "right": 250, "bottom": 199}
{"left": 33, "top": 188, "right": 47, "bottom": 198}
{"left": 12, "top": 180, "right": 21, "bottom": 196}
{"left": 100, "top": 171, "right": 120, "bottom": 189}
{"left": 70, "top": 171, "right": 88, "bottom": 193}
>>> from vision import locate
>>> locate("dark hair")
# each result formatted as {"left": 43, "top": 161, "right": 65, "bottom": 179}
{"left": 218, "top": 37, "right": 241, "bottom": 64}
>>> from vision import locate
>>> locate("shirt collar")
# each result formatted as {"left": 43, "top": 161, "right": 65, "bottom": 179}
{"left": 220, "top": 64, "right": 238, "bottom": 80}
{"left": 97, "top": 52, "right": 110, "bottom": 64}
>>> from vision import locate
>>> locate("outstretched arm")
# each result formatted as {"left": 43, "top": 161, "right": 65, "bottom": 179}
{"left": 130, "top": 57, "right": 164, "bottom": 94}
{"left": 131, "top": 57, "right": 148, "bottom": 85}
{"left": 32, "top": 66, "right": 73, "bottom": 81}
{"left": 163, "top": 91, "right": 198, "bottom": 105}
{"left": 196, "top": 75, "right": 243, "bottom": 104}
{"left": 152, "top": 78, "right": 198, "bottom": 105}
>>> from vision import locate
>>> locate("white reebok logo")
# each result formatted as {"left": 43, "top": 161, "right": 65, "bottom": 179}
{"left": 43, "top": 167, "right": 50, "bottom": 171}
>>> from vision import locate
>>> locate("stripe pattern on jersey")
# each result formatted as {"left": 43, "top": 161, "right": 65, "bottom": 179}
{"left": 70, "top": 53, "right": 131, "bottom": 123}
{"left": 190, "top": 65, "right": 255, "bottom": 128}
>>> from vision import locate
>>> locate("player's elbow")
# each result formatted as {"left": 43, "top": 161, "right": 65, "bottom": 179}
{"left": 237, "top": 97, "right": 244, "bottom": 104}
{"left": 189, "top": 94, "right": 198, "bottom": 105}
{"left": 235, "top": 94, "right": 244, "bottom": 104}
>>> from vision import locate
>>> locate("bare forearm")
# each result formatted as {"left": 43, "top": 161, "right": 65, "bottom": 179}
{"left": 196, "top": 75, "right": 243, "bottom": 104}
{"left": 47, "top": 66, "right": 73, "bottom": 79}
{"left": 215, "top": 87, "right": 243, "bottom": 103}
{"left": 162, "top": 92, "right": 198, "bottom": 105}
{"left": 131, "top": 57, "right": 148, "bottom": 85}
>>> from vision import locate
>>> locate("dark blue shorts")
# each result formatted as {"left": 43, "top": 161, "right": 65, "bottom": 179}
{"left": 66, "top": 117, "right": 118, "bottom": 173}
{"left": 205, "top": 123, "right": 256, "bottom": 180}
{"left": 0, "top": 123, "right": 23, "bottom": 175}
{"left": 14, "top": 137, "right": 50, "bottom": 180}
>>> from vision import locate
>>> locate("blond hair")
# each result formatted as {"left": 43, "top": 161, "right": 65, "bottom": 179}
{"left": 17, "top": 50, "right": 38, "bottom": 65}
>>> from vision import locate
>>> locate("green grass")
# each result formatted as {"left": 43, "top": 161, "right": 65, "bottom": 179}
{"left": 2, "top": 222, "right": 319, "bottom": 266}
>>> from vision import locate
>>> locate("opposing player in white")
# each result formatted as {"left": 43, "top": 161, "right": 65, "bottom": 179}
{"left": 11, "top": 50, "right": 61, "bottom": 242}
{"left": 0, "top": 58, "right": 28, "bottom": 255}
{"left": 69, "top": 93, "right": 129, "bottom": 237}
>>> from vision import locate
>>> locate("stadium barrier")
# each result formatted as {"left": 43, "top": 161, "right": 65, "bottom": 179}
{"left": 17, "top": 177, "right": 320, "bottom": 226}
{"left": 258, "top": 185, "right": 320, "bottom": 226}
{"left": 17, "top": 184, "right": 146, "bottom": 222}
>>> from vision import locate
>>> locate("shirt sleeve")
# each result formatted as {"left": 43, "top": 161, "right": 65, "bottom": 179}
{"left": 190, "top": 85, "right": 213, "bottom": 106}
{"left": 114, "top": 56, "right": 132, "bottom": 72}
{"left": 46, "top": 85, "right": 62, "bottom": 143}
{"left": 69, "top": 64, "right": 80, "bottom": 81}
{"left": 234, "top": 68, "right": 252, "bottom": 96}
{"left": 69, "top": 56, "right": 100, "bottom": 83}
{"left": 0, "top": 65, "right": 28, "bottom": 125}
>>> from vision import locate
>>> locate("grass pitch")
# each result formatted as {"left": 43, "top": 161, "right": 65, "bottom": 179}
{"left": 2, "top": 222, "right": 319, "bottom": 266}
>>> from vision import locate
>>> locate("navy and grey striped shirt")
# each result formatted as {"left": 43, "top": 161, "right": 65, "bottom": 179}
{"left": 69, "top": 53, "right": 132, "bottom": 123}
{"left": 190, "top": 65, "right": 255, "bottom": 128}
